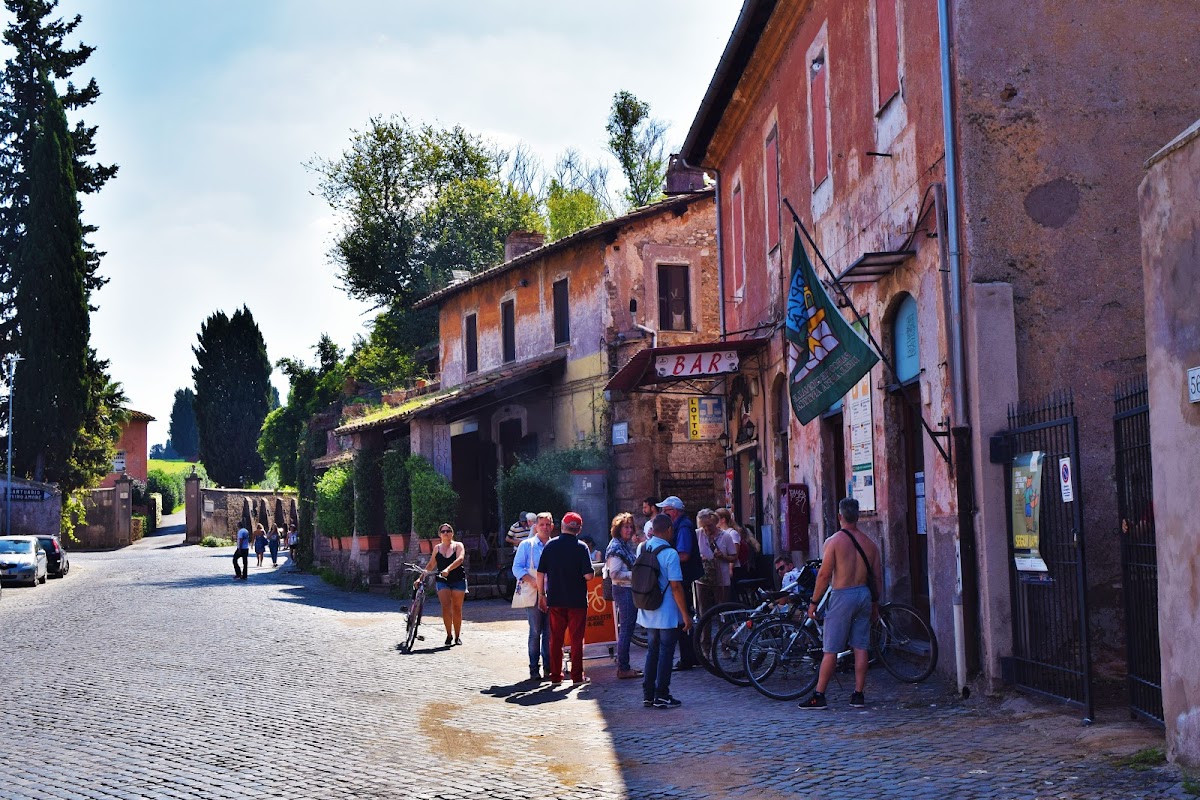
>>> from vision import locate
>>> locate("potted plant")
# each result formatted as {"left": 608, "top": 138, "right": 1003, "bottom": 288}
{"left": 407, "top": 454, "right": 458, "bottom": 553}
{"left": 315, "top": 464, "right": 353, "bottom": 547}
{"left": 381, "top": 447, "right": 411, "bottom": 552}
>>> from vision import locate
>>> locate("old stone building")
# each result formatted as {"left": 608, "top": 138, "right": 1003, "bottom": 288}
{"left": 676, "top": 0, "right": 1197, "bottom": 713}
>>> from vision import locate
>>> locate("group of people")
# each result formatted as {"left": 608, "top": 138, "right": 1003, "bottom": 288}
{"left": 232, "top": 522, "right": 299, "bottom": 579}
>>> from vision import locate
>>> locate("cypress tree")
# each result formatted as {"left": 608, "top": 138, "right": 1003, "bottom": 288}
{"left": 168, "top": 387, "right": 199, "bottom": 461}
{"left": 10, "top": 74, "right": 90, "bottom": 483}
{"left": 192, "top": 306, "right": 272, "bottom": 487}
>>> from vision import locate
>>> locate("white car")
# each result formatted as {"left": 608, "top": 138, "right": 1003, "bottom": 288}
{"left": 0, "top": 536, "right": 49, "bottom": 587}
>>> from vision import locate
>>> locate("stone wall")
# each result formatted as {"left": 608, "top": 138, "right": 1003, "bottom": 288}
{"left": 1, "top": 479, "right": 62, "bottom": 537}
{"left": 190, "top": 488, "right": 299, "bottom": 544}
{"left": 74, "top": 476, "right": 133, "bottom": 549}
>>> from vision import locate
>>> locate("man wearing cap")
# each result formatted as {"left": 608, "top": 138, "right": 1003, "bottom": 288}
{"left": 536, "top": 511, "right": 595, "bottom": 686}
{"left": 656, "top": 496, "right": 702, "bottom": 670}
{"left": 505, "top": 511, "right": 537, "bottom": 547}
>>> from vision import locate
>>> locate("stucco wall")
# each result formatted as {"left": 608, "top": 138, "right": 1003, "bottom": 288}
{"left": 953, "top": 0, "right": 1200, "bottom": 667}
{"left": 1139, "top": 119, "right": 1200, "bottom": 767}
{"left": 100, "top": 419, "right": 150, "bottom": 488}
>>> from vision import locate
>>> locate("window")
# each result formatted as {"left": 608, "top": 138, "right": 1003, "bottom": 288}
{"left": 810, "top": 53, "right": 830, "bottom": 188}
{"left": 464, "top": 313, "right": 478, "bottom": 374}
{"left": 501, "top": 299, "right": 516, "bottom": 363}
{"left": 731, "top": 183, "right": 746, "bottom": 298}
{"left": 875, "top": 0, "right": 901, "bottom": 108}
{"left": 764, "top": 127, "right": 781, "bottom": 253}
{"left": 552, "top": 278, "right": 570, "bottom": 345}
{"left": 658, "top": 264, "right": 691, "bottom": 331}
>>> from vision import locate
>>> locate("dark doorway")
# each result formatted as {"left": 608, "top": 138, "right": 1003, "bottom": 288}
{"left": 823, "top": 410, "right": 846, "bottom": 533}
{"left": 899, "top": 382, "right": 929, "bottom": 621}
{"left": 498, "top": 418, "right": 523, "bottom": 472}
{"left": 451, "top": 432, "right": 484, "bottom": 537}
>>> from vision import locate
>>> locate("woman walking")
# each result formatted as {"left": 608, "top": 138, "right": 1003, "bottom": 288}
{"left": 605, "top": 512, "right": 640, "bottom": 679}
{"left": 267, "top": 526, "right": 281, "bottom": 567}
{"left": 424, "top": 524, "right": 467, "bottom": 646}
{"left": 253, "top": 524, "right": 268, "bottom": 567}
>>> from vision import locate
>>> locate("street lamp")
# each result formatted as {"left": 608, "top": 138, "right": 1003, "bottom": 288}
{"left": 4, "top": 353, "right": 22, "bottom": 537}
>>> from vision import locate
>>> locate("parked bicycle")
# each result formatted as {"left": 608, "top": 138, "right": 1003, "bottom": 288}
{"left": 399, "top": 563, "right": 431, "bottom": 653}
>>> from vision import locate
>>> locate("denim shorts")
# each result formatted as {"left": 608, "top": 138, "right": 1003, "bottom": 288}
{"left": 822, "top": 585, "right": 873, "bottom": 653}
{"left": 435, "top": 579, "right": 468, "bottom": 593}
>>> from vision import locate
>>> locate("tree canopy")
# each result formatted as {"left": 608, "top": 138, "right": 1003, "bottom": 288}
{"left": 168, "top": 387, "right": 199, "bottom": 461}
{"left": 606, "top": 90, "right": 667, "bottom": 210}
{"left": 192, "top": 306, "right": 271, "bottom": 487}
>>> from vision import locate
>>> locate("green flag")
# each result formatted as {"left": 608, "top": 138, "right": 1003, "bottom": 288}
{"left": 785, "top": 229, "right": 879, "bottom": 424}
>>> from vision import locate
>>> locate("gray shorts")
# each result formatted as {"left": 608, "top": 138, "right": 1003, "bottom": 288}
{"left": 822, "top": 585, "right": 873, "bottom": 653}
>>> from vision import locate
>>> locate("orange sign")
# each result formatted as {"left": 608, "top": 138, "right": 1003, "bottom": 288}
{"left": 565, "top": 575, "right": 617, "bottom": 647}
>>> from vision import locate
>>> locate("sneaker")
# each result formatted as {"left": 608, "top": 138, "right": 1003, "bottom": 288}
{"left": 550, "top": 679, "right": 563, "bottom": 686}
{"left": 643, "top": 698, "right": 654, "bottom": 707}
{"left": 616, "top": 668, "right": 643, "bottom": 679}
{"left": 529, "top": 670, "right": 543, "bottom": 681}
{"left": 571, "top": 676, "right": 590, "bottom": 686}
{"left": 653, "top": 695, "right": 682, "bottom": 709}
{"left": 672, "top": 662, "right": 695, "bottom": 672}
{"left": 849, "top": 691, "right": 866, "bottom": 708}
{"left": 799, "top": 692, "right": 828, "bottom": 710}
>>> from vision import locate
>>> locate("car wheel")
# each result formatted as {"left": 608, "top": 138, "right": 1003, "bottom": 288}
{"left": 39, "top": 570, "right": 47, "bottom": 584}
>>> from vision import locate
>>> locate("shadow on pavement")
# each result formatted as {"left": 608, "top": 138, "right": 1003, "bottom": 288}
{"left": 481, "top": 679, "right": 578, "bottom": 706}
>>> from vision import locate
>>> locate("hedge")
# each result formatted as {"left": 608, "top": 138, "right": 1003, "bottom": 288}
{"left": 406, "top": 455, "right": 458, "bottom": 538}
{"left": 315, "top": 464, "right": 354, "bottom": 538}
{"left": 497, "top": 446, "right": 607, "bottom": 529}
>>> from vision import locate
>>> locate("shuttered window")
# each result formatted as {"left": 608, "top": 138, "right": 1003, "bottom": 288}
{"left": 552, "top": 278, "right": 570, "bottom": 345}
{"left": 501, "top": 300, "right": 516, "bottom": 363}
{"left": 464, "top": 314, "right": 478, "bottom": 374}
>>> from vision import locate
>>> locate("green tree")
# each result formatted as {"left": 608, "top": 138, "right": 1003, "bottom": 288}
{"left": 9, "top": 75, "right": 91, "bottom": 483}
{"left": 168, "top": 387, "right": 199, "bottom": 461}
{"left": 0, "top": 0, "right": 116, "bottom": 362}
{"left": 546, "top": 178, "right": 610, "bottom": 240}
{"left": 344, "top": 305, "right": 422, "bottom": 388}
{"left": 606, "top": 90, "right": 667, "bottom": 210}
{"left": 192, "top": 306, "right": 271, "bottom": 487}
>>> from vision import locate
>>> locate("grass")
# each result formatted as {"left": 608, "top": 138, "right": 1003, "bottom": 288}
{"left": 1182, "top": 773, "right": 1199, "bottom": 796}
{"left": 199, "top": 535, "right": 233, "bottom": 547}
{"left": 149, "top": 459, "right": 200, "bottom": 476}
{"left": 1115, "top": 746, "right": 1166, "bottom": 772}
{"left": 317, "top": 566, "right": 369, "bottom": 592}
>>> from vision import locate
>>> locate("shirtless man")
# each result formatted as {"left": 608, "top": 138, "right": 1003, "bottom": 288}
{"left": 799, "top": 497, "right": 883, "bottom": 710}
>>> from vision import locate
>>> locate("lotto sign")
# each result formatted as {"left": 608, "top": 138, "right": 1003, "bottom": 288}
{"left": 654, "top": 350, "right": 740, "bottom": 379}
{"left": 688, "top": 396, "right": 724, "bottom": 440}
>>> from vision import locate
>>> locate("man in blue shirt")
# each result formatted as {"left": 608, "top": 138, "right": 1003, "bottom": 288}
{"left": 233, "top": 526, "right": 250, "bottom": 580}
{"left": 512, "top": 512, "right": 555, "bottom": 680}
{"left": 656, "top": 496, "right": 701, "bottom": 669}
{"left": 637, "top": 514, "right": 692, "bottom": 709}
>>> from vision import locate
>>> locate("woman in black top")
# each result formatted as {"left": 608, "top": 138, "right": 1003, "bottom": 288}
{"left": 424, "top": 524, "right": 467, "bottom": 646}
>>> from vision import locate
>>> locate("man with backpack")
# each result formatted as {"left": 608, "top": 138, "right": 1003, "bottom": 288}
{"left": 655, "top": 496, "right": 702, "bottom": 670}
{"left": 633, "top": 513, "right": 692, "bottom": 709}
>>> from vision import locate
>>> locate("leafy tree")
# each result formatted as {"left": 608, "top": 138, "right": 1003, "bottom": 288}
{"left": 9, "top": 75, "right": 91, "bottom": 484}
{"left": 192, "top": 306, "right": 271, "bottom": 487}
{"left": 606, "top": 90, "right": 667, "bottom": 210}
{"left": 0, "top": 0, "right": 116, "bottom": 363}
{"left": 257, "top": 405, "right": 300, "bottom": 489}
{"left": 168, "top": 387, "right": 199, "bottom": 461}
{"left": 344, "top": 305, "right": 422, "bottom": 388}
{"left": 546, "top": 178, "right": 610, "bottom": 241}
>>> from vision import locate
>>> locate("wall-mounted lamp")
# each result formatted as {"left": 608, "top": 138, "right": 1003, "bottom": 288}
{"left": 718, "top": 431, "right": 730, "bottom": 451}
{"left": 811, "top": 54, "right": 825, "bottom": 73}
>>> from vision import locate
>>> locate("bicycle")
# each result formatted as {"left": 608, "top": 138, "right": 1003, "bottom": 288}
{"left": 709, "top": 566, "right": 818, "bottom": 685}
{"left": 399, "top": 563, "right": 431, "bottom": 653}
{"left": 741, "top": 593, "right": 939, "bottom": 701}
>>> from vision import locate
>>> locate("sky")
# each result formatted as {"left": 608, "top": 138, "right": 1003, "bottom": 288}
{"left": 32, "top": 1, "right": 743, "bottom": 446}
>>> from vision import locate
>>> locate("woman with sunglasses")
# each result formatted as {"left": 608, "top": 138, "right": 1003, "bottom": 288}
{"left": 425, "top": 524, "right": 467, "bottom": 646}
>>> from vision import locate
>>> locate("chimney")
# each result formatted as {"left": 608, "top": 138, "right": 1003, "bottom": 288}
{"left": 664, "top": 154, "right": 708, "bottom": 195}
{"left": 504, "top": 230, "right": 545, "bottom": 262}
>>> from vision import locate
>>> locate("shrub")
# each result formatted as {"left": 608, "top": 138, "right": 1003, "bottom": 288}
{"left": 381, "top": 445, "right": 411, "bottom": 535}
{"left": 200, "top": 535, "right": 233, "bottom": 547}
{"left": 353, "top": 444, "right": 382, "bottom": 536}
{"left": 497, "top": 446, "right": 607, "bottom": 528}
{"left": 147, "top": 468, "right": 183, "bottom": 514}
{"left": 315, "top": 464, "right": 354, "bottom": 538}
{"left": 406, "top": 454, "right": 458, "bottom": 538}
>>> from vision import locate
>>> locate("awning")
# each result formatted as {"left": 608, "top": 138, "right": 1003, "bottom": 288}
{"left": 604, "top": 336, "right": 772, "bottom": 394}
{"left": 835, "top": 250, "right": 916, "bottom": 284}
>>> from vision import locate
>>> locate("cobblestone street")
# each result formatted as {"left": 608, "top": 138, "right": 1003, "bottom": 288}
{"left": 0, "top": 527, "right": 1189, "bottom": 800}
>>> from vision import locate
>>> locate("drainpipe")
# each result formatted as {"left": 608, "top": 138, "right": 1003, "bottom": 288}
{"left": 633, "top": 323, "right": 658, "bottom": 349}
{"left": 938, "top": 0, "right": 971, "bottom": 697}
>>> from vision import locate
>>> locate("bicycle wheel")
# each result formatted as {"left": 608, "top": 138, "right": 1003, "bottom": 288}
{"left": 711, "top": 613, "right": 756, "bottom": 686}
{"left": 873, "top": 602, "right": 938, "bottom": 682}
{"left": 744, "top": 619, "right": 822, "bottom": 701}
{"left": 496, "top": 567, "right": 516, "bottom": 602}
{"left": 693, "top": 602, "right": 748, "bottom": 676}
{"left": 404, "top": 587, "right": 425, "bottom": 653}
{"left": 632, "top": 621, "right": 647, "bottom": 649}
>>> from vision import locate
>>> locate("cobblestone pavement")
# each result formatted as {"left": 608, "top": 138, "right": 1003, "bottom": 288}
{"left": 0, "top": 526, "right": 1189, "bottom": 799}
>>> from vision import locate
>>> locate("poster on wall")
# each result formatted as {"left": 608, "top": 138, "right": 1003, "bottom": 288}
{"left": 1010, "top": 451, "right": 1049, "bottom": 573}
{"left": 847, "top": 320, "right": 876, "bottom": 511}
{"left": 687, "top": 396, "right": 724, "bottom": 440}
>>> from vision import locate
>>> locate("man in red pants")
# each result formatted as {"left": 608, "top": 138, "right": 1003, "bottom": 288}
{"left": 536, "top": 511, "right": 595, "bottom": 686}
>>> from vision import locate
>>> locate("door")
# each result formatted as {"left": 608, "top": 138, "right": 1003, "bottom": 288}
{"left": 450, "top": 432, "right": 483, "bottom": 537}
{"left": 823, "top": 410, "right": 846, "bottom": 533}
{"left": 901, "top": 382, "right": 929, "bottom": 620}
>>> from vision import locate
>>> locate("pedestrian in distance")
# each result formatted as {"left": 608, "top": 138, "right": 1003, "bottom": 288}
{"left": 641, "top": 497, "right": 657, "bottom": 539}
{"left": 579, "top": 535, "right": 602, "bottom": 563}
{"left": 287, "top": 523, "right": 299, "bottom": 555}
{"left": 232, "top": 526, "right": 250, "bottom": 580}
{"left": 424, "top": 524, "right": 467, "bottom": 646}
{"left": 505, "top": 511, "right": 537, "bottom": 548}
{"left": 655, "top": 496, "right": 702, "bottom": 670}
{"left": 512, "top": 512, "right": 555, "bottom": 681}
{"left": 698, "top": 508, "right": 738, "bottom": 606}
{"left": 634, "top": 513, "right": 692, "bottom": 709}
{"left": 253, "top": 524, "right": 268, "bottom": 567}
{"left": 800, "top": 497, "right": 884, "bottom": 710}
{"left": 267, "top": 525, "right": 281, "bottom": 567}
{"left": 536, "top": 511, "right": 594, "bottom": 686}
{"left": 605, "top": 512, "right": 641, "bottom": 679}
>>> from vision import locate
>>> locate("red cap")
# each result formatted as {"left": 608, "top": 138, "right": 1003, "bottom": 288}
{"left": 562, "top": 512, "right": 583, "bottom": 530}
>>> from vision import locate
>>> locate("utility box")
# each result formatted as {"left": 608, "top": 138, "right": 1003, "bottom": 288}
{"left": 570, "top": 470, "right": 609, "bottom": 554}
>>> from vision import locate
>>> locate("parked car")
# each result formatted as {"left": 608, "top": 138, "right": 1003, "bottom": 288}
{"left": 36, "top": 535, "right": 69, "bottom": 578}
{"left": 0, "top": 536, "right": 48, "bottom": 587}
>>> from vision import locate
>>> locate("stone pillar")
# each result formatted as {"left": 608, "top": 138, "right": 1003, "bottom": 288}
{"left": 113, "top": 473, "right": 133, "bottom": 547}
{"left": 1139, "top": 119, "right": 1200, "bottom": 768}
{"left": 185, "top": 470, "right": 202, "bottom": 544}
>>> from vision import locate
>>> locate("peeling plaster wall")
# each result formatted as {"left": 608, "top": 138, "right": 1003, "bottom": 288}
{"left": 953, "top": 0, "right": 1200, "bottom": 673}
{"left": 1139, "top": 120, "right": 1200, "bottom": 767}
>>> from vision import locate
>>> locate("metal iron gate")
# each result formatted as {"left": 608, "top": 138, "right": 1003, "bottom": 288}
{"left": 999, "top": 390, "right": 1093, "bottom": 720}
{"left": 657, "top": 470, "right": 724, "bottom": 518}
{"left": 1114, "top": 376, "right": 1163, "bottom": 724}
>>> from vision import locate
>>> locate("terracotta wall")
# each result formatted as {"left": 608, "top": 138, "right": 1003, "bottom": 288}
{"left": 100, "top": 419, "right": 150, "bottom": 488}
